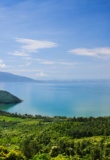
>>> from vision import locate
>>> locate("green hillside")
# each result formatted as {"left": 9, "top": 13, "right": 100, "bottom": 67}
{"left": 0, "top": 90, "right": 22, "bottom": 104}
{"left": 0, "top": 110, "right": 110, "bottom": 160}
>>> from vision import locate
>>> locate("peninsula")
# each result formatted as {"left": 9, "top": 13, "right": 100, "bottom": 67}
{"left": 0, "top": 90, "right": 22, "bottom": 104}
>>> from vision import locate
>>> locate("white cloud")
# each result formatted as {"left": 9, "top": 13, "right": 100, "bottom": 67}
{"left": 6, "top": 69, "right": 42, "bottom": 73}
{"left": 34, "top": 58, "right": 76, "bottom": 66}
{"left": 25, "top": 62, "right": 32, "bottom": 66}
{"left": 9, "top": 51, "right": 28, "bottom": 57}
{"left": 16, "top": 38, "right": 58, "bottom": 52}
{"left": 34, "top": 58, "right": 56, "bottom": 65}
{"left": 69, "top": 47, "right": 110, "bottom": 57}
{"left": 0, "top": 64, "right": 6, "bottom": 68}
{"left": 0, "top": 59, "right": 6, "bottom": 68}
{"left": 36, "top": 72, "right": 48, "bottom": 77}
{"left": 23, "top": 57, "right": 32, "bottom": 60}
{"left": 39, "top": 60, "right": 56, "bottom": 65}
{"left": 19, "top": 61, "right": 32, "bottom": 67}
{"left": 58, "top": 61, "right": 75, "bottom": 66}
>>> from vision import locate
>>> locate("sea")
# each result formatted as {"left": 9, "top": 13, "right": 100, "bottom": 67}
{"left": 0, "top": 80, "right": 110, "bottom": 117}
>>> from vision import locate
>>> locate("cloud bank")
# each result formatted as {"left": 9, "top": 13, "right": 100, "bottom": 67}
{"left": 16, "top": 38, "right": 58, "bottom": 53}
{"left": 9, "top": 38, "right": 58, "bottom": 58}
{"left": 36, "top": 72, "right": 48, "bottom": 77}
{"left": 69, "top": 48, "right": 110, "bottom": 57}
{"left": 0, "top": 59, "right": 6, "bottom": 68}
{"left": 9, "top": 51, "right": 28, "bottom": 57}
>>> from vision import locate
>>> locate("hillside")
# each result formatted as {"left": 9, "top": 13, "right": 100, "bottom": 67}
{"left": 0, "top": 90, "right": 22, "bottom": 104}
{"left": 0, "top": 72, "right": 37, "bottom": 82}
{"left": 0, "top": 111, "right": 110, "bottom": 159}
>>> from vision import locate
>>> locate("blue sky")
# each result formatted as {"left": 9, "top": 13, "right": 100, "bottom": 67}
{"left": 0, "top": 0, "right": 110, "bottom": 80}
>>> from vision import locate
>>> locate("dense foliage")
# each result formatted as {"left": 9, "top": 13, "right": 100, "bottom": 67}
{"left": 0, "top": 110, "right": 110, "bottom": 159}
{"left": 0, "top": 91, "right": 22, "bottom": 104}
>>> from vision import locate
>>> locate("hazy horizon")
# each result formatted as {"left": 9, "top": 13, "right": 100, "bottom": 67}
{"left": 1, "top": 71, "right": 110, "bottom": 81}
{"left": 0, "top": 0, "right": 110, "bottom": 80}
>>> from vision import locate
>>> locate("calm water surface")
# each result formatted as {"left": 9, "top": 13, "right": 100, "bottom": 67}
{"left": 0, "top": 81, "right": 110, "bottom": 117}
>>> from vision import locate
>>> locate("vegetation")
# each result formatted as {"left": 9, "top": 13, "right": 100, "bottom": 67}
{"left": 0, "top": 110, "right": 110, "bottom": 159}
{"left": 0, "top": 91, "right": 22, "bottom": 104}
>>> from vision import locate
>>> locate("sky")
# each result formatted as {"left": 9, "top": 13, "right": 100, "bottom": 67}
{"left": 0, "top": 0, "right": 110, "bottom": 80}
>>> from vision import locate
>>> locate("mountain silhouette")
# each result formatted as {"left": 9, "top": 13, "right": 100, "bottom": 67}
{"left": 0, "top": 72, "right": 37, "bottom": 82}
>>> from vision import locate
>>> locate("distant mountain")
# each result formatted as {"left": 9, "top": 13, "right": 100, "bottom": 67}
{"left": 0, "top": 72, "right": 37, "bottom": 82}
{"left": 0, "top": 90, "right": 22, "bottom": 104}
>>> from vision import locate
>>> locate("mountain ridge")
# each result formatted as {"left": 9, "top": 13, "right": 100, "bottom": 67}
{"left": 0, "top": 72, "right": 38, "bottom": 82}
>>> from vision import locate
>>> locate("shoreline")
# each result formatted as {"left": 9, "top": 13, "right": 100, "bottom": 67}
{"left": 0, "top": 109, "right": 109, "bottom": 120}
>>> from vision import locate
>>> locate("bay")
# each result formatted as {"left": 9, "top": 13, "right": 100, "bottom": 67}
{"left": 0, "top": 81, "right": 110, "bottom": 117}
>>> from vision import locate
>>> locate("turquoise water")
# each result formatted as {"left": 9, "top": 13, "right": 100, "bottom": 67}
{"left": 0, "top": 81, "right": 110, "bottom": 117}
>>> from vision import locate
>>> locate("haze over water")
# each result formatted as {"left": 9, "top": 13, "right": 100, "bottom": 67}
{"left": 0, "top": 81, "right": 110, "bottom": 117}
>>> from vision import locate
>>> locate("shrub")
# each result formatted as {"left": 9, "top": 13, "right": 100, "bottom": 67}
{"left": 6, "top": 150, "right": 25, "bottom": 160}
{"left": 32, "top": 153, "right": 51, "bottom": 160}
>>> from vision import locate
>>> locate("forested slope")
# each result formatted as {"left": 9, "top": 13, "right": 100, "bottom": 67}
{"left": 0, "top": 110, "right": 110, "bottom": 159}
{"left": 0, "top": 90, "right": 22, "bottom": 104}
